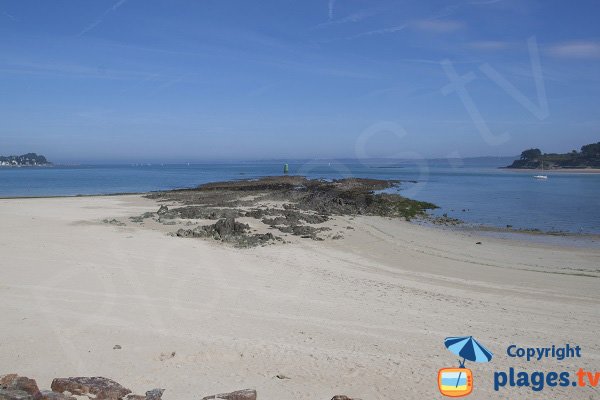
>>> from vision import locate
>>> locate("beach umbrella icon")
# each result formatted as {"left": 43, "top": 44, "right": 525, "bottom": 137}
{"left": 444, "top": 336, "right": 493, "bottom": 388}
{"left": 445, "top": 336, "right": 493, "bottom": 365}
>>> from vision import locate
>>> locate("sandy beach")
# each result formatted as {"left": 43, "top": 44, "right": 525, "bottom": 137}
{"left": 0, "top": 194, "right": 599, "bottom": 399}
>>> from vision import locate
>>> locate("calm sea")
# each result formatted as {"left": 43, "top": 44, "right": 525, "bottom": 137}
{"left": 1, "top": 158, "right": 599, "bottom": 234}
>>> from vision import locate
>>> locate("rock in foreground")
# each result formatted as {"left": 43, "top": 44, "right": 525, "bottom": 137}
{"left": 0, "top": 389, "right": 33, "bottom": 400}
{"left": 124, "top": 388, "right": 164, "bottom": 400}
{"left": 1, "top": 373, "right": 358, "bottom": 400}
{"left": 51, "top": 377, "right": 131, "bottom": 400}
{"left": 0, "top": 375, "right": 40, "bottom": 399}
{"left": 201, "top": 389, "right": 257, "bottom": 400}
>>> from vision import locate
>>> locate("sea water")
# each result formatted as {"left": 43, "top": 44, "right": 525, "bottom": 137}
{"left": 1, "top": 158, "right": 599, "bottom": 234}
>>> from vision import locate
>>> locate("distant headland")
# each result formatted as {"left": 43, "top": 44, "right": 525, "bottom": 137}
{"left": 0, "top": 153, "right": 51, "bottom": 167}
{"left": 506, "top": 142, "right": 600, "bottom": 169}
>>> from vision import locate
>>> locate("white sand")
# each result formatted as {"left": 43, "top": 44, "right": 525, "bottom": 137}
{"left": 0, "top": 195, "right": 598, "bottom": 399}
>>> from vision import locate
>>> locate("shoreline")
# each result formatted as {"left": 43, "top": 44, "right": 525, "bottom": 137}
{"left": 0, "top": 191, "right": 148, "bottom": 200}
{"left": 1, "top": 185, "right": 598, "bottom": 239}
{"left": 417, "top": 219, "right": 600, "bottom": 249}
{"left": 501, "top": 167, "right": 600, "bottom": 174}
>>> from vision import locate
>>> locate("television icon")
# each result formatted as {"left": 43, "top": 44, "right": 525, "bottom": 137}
{"left": 438, "top": 368, "right": 473, "bottom": 397}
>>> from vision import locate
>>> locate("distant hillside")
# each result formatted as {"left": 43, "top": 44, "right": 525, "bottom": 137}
{"left": 506, "top": 142, "right": 600, "bottom": 169}
{"left": 0, "top": 153, "right": 51, "bottom": 166}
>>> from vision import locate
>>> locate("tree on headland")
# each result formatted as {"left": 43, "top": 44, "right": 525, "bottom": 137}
{"left": 507, "top": 141, "right": 600, "bottom": 169}
{"left": 520, "top": 148, "right": 542, "bottom": 161}
{"left": 0, "top": 152, "right": 50, "bottom": 166}
{"left": 581, "top": 142, "right": 600, "bottom": 157}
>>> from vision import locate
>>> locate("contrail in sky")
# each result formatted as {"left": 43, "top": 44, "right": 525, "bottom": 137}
{"left": 79, "top": 0, "right": 128, "bottom": 36}
{"left": 328, "top": 0, "right": 336, "bottom": 20}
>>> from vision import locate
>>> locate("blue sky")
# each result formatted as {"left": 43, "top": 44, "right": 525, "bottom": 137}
{"left": 1, "top": 0, "right": 599, "bottom": 162}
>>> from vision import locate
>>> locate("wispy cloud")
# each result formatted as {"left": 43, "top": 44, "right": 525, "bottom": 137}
{"left": 315, "top": 9, "right": 377, "bottom": 28}
{"left": 546, "top": 41, "right": 600, "bottom": 59}
{"left": 346, "top": 24, "right": 407, "bottom": 40}
{"left": 413, "top": 19, "right": 463, "bottom": 33}
{"left": 468, "top": 40, "right": 511, "bottom": 50}
{"left": 328, "top": 0, "right": 336, "bottom": 20}
{"left": 470, "top": 0, "right": 504, "bottom": 5}
{"left": 79, "top": 0, "right": 128, "bottom": 36}
{"left": 2, "top": 11, "right": 17, "bottom": 21}
{"left": 345, "top": 18, "right": 461, "bottom": 40}
{"left": 0, "top": 59, "right": 161, "bottom": 81}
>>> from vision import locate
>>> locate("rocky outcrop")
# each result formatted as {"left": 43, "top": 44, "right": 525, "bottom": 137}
{"left": 201, "top": 389, "right": 257, "bottom": 400}
{"left": 0, "top": 389, "right": 33, "bottom": 400}
{"left": 176, "top": 217, "right": 277, "bottom": 248}
{"left": 49, "top": 377, "right": 162, "bottom": 400}
{"left": 124, "top": 388, "right": 164, "bottom": 400}
{"left": 38, "top": 391, "right": 76, "bottom": 400}
{"left": 0, "top": 375, "right": 40, "bottom": 399}
{"left": 51, "top": 377, "right": 131, "bottom": 400}
{"left": 2, "top": 373, "right": 357, "bottom": 399}
{"left": 145, "top": 176, "right": 437, "bottom": 246}
{"left": 157, "top": 205, "right": 169, "bottom": 215}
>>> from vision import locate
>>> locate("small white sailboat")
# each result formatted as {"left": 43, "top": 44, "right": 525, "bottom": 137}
{"left": 533, "top": 157, "right": 548, "bottom": 179}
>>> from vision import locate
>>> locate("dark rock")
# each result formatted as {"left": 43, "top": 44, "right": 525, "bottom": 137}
{"left": 331, "top": 396, "right": 360, "bottom": 400}
{"left": 262, "top": 211, "right": 328, "bottom": 227}
{"left": 129, "top": 212, "right": 155, "bottom": 223}
{"left": 143, "top": 389, "right": 164, "bottom": 400}
{"left": 214, "top": 217, "right": 248, "bottom": 236}
{"left": 176, "top": 228, "right": 194, "bottom": 238}
{"left": 178, "top": 218, "right": 248, "bottom": 239}
{"left": 38, "top": 391, "right": 76, "bottom": 400}
{"left": 152, "top": 176, "right": 437, "bottom": 247}
{"left": 51, "top": 377, "right": 131, "bottom": 400}
{"left": 113, "top": 345, "right": 122, "bottom": 349}
{"left": 0, "top": 375, "right": 17, "bottom": 387}
{"left": 159, "top": 351, "right": 176, "bottom": 361}
{"left": 201, "top": 389, "right": 256, "bottom": 400}
{"left": 147, "top": 176, "right": 435, "bottom": 221}
{"left": 244, "top": 209, "right": 266, "bottom": 219}
{"left": 0, "top": 389, "right": 33, "bottom": 400}
{"left": 172, "top": 206, "right": 239, "bottom": 220}
{"left": 124, "top": 390, "right": 163, "bottom": 400}
{"left": 103, "top": 219, "right": 126, "bottom": 226}
{"left": 0, "top": 375, "right": 40, "bottom": 398}
{"left": 157, "top": 205, "right": 169, "bottom": 215}
{"left": 177, "top": 218, "right": 277, "bottom": 247}
{"left": 291, "top": 225, "right": 329, "bottom": 239}
{"left": 261, "top": 216, "right": 288, "bottom": 226}
{"left": 476, "top": 241, "right": 482, "bottom": 245}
